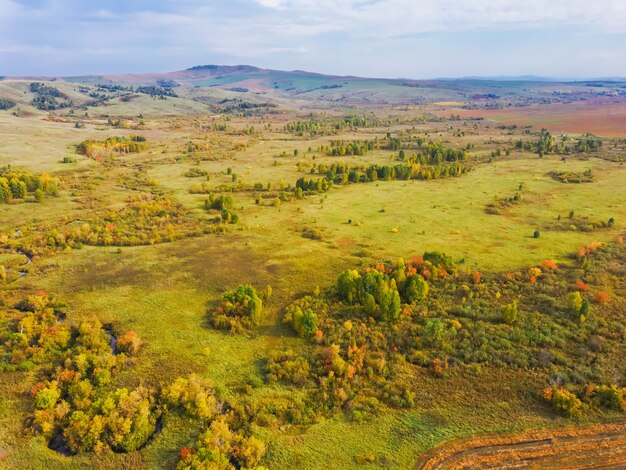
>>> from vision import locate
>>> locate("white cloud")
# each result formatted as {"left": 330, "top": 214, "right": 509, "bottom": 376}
{"left": 254, "top": 0, "right": 286, "bottom": 8}
{"left": 1, "top": 0, "right": 626, "bottom": 76}
{"left": 250, "top": 0, "right": 626, "bottom": 35}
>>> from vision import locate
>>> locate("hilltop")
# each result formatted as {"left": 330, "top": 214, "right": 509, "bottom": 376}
{"left": 2, "top": 64, "right": 626, "bottom": 108}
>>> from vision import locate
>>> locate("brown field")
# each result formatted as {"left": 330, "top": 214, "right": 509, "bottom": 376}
{"left": 414, "top": 421, "right": 626, "bottom": 469}
{"left": 435, "top": 100, "right": 626, "bottom": 137}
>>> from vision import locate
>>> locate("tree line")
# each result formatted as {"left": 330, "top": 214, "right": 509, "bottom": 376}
{"left": 0, "top": 170, "right": 59, "bottom": 203}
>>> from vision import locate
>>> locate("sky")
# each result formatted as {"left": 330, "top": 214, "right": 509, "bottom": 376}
{"left": 1, "top": 0, "right": 626, "bottom": 79}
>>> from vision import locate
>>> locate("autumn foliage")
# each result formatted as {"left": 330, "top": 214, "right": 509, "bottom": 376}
{"left": 542, "top": 260, "right": 558, "bottom": 270}
{"left": 594, "top": 291, "right": 609, "bottom": 305}
{"left": 116, "top": 330, "right": 142, "bottom": 355}
{"left": 576, "top": 241, "right": 604, "bottom": 258}
{"left": 576, "top": 279, "right": 590, "bottom": 291}
{"left": 543, "top": 386, "right": 583, "bottom": 417}
{"left": 208, "top": 285, "right": 263, "bottom": 333}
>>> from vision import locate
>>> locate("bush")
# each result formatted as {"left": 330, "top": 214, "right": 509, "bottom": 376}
{"left": 543, "top": 386, "right": 583, "bottom": 417}
{"left": 405, "top": 275, "right": 429, "bottom": 302}
{"left": 116, "top": 330, "right": 142, "bottom": 355}
{"left": 184, "top": 167, "right": 208, "bottom": 178}
{"left": 542, "top": 260, "right": 558, "bottom": 270}
{"left": 0, "top": 98, "right": 16, "bottom": 110}
{"left": 423, "top": 251, "right": 455, "bottom": 273}
{"left": 265, "top": 350, "right": 311, "bottom": 386}
{"left": 288, "top": 307, "right": 318, "bottom": 338}
{"left": 103, "top": 387, "right": 158, "bottom": 453}
{"left": 161, "top": 375, "right": 219, "bottom": 420}
{"left": 302, "top": 227, "right": 323, "bottom": 240}
{"left": 177, "top": 416, "right": 265, "bottom": 470}
{"left": 204, "top": 193, "right": 233, "bottom": 210}
{"left": 34, "top": 188, "right": 45, "bottom": 202}
{"left": 502, "top": 301, "right": 518, "bottom": 324}
{"left": 566, "top": 292, "right": 583, "bottom": 315}
{"left": 594, "top": 385, "right": 626, "bottom": 411}
{"left": 208, "top": 285, "right": 263, "bottom": 331}
{"left": 594, "top": 291, "right": 609, "bottom": 305}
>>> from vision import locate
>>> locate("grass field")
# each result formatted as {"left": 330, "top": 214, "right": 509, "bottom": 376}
{"left": 1, "top": 80, "right": 625, "bottom": 469}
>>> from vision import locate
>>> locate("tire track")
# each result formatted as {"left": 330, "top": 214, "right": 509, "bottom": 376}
{"left": 414, "top": 421, "right": 626, "bottom": 469}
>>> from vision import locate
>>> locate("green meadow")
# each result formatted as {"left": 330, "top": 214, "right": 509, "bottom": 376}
{"left": 0, "top": 78, "right": 625, "bottom": 469}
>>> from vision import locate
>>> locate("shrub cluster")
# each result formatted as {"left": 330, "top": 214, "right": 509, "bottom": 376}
{"left": 0, "top": 169, "right": 59, "bottom": 203}
{"left": 543, "top": 383, "right": 626, "bottom": 417}
{"left": 42, "top": 195, "right": 215, "bottom": 248}
{"left": 30, "top": 82, "right": 72, "bottom": 110}
{"left": 0, "top": 293, "right": 155, "bottom": 454}
{"left": 262, "top": 239, "right": 626, "bottom": 418}
{"left": 0, "top": 97, "right": 16, "bottom": 110}
{"left": 77, "top": 136, "right": 146, "bottom": 158}
{"left": 1, "top": 292, "right": 268, "bottom": 461}
{"left": 208, "top": 285, "right": 263, "bottom": 333}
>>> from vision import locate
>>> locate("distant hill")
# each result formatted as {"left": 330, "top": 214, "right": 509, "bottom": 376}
{"left": 2, "top": 64, "right": 626, "bottom": 107}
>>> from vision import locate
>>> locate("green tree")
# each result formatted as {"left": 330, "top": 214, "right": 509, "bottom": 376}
{"left": 35, "top": 386, "right": 60, "bottom": 410}
{"left": 579, "top": 299, "right": 590, "bottom": 322}
{"left": 363, "top": 293, "right": 377, "bottom": 317}
{"left": 502, "top": 301, "right": 518, "bottom": 324}
{"left": 288, "top": 306, "right": 318, "bottom": 338}
{"left": 9, "top": 178, "right": 27, "bottom": 198}
{"left": 423, "top": 251, "right": 455, "bottom": 273}
{"left": 405, "top": 276, "right": 429, "bottom": 303}
{"left": 423, "top": 318, "right": 445, "bottom": 347}
{"left": 249, "top": 296, "right": 263, "bottom": 325}
{"left": 34, "top": 188, "right": 45, "bottom": 202}
{"left": 379, "top": 285, "right": 401, "bottom": 322}
{"left": 293, "top": 309, "right": 317, "bottom": 338}
{"left": 0, "top": 178, "right": 12, "bottom": 203}
{"left": 566, "top": 291, "right": 583, "bottom": 315}
{"left": 337, "top": 270, "right": 360, "bottom": 304}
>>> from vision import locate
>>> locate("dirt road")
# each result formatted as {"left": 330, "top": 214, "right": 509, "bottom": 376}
{"left": 414, "top": 421, "right": 626, "bottom": 469}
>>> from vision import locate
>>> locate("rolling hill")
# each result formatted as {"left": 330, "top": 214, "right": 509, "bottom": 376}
{"left": 2, "top": 64, "right": 625, "bottom": 107}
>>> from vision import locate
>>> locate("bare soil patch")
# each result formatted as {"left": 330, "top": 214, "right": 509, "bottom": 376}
{"left": 435, "top": 101, "right": 626, "bottom": 137}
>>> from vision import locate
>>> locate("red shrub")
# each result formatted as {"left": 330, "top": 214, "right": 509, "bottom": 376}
{"left": 542, "top": 260, "right": 558, "bottom": 270}
{"left": 431, "top": 358, "right": 447, "bottom": 377}
{"left": 411, "top": 256, "right": 424, "bottom": 266}
{"left": 117, "top": 330, "right": 142, "bottom": 355}
{"left": 30, "top": 382, "right": 46, "bottom": 395}
{"left": 576, "top": 280, "right": 590, "bottom": 291}
{"left": 586, "top": 241, "right": 603, "bottom": 252}
{"left": 58, "top": 369, "right": 77, "bottom": 382}
{"left": 594, "top": 291, "right": 609, "bottom": 305}
{"left": 180, "top": 447, "right": 194, "bottom": 461}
